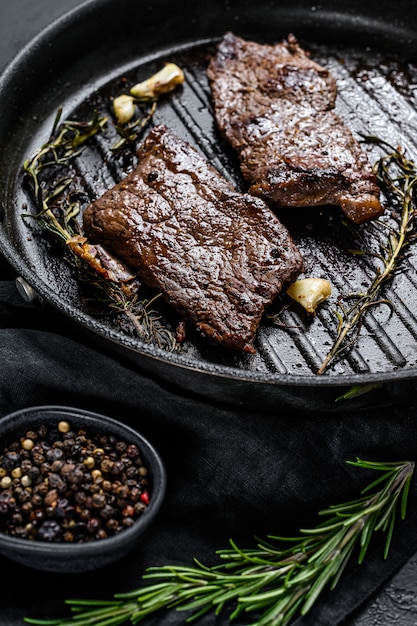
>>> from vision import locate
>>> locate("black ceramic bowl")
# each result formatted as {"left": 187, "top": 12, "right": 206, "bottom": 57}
{"left": 0, "top": 405, "right": 166, "bottom": 573}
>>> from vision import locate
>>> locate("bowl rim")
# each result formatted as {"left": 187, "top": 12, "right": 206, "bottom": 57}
{"left": 0, "top": 404, "right": 166, "bottom": 555}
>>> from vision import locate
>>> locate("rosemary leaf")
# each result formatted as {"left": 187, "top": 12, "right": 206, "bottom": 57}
{"left": 335, "top": 383, "right": 382, "bottom": 402}
{"left": 25, "top": 458, "right": 415, "bottom": 626}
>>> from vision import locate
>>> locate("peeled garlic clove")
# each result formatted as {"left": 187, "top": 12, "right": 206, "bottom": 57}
{"left": 113, "top": 94, "right": 136, "bottom": 124}
{"left": 130, "top": 63, "right": 185, "bottom": 99}
{"left": 286, "top": 278, "right": 332, "bottom": 314}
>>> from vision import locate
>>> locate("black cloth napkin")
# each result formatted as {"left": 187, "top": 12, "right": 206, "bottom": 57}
{"left": 1, "top": 280, "right": 417, "bottom": 626}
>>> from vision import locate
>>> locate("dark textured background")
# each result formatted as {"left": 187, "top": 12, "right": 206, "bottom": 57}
{"left": 1, "top": 2, "right": 417, "bottom": 625}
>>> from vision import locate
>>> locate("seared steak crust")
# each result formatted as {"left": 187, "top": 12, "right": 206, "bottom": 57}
{"left": 83, "top": 125, "right": 303, "bottom": 352}
{"left": 207, "top": 32, "right": 383, "bottom": 224}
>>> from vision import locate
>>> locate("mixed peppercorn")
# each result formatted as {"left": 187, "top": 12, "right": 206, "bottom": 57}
{"left": 0, "top": 420, "right": 150, "bottom": 542}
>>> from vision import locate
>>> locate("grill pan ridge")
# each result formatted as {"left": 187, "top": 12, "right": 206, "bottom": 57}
{"left": 1, "top": 0, "right": 417, "bottom": 412}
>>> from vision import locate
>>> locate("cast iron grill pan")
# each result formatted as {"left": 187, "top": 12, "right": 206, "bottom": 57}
{"left": 1, "top": 0, "right": 417, "bottom": 411}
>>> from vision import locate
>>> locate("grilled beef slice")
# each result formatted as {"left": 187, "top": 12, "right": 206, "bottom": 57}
{"left": 83, "top": 125, "right": 303, "bottom": 352}
{"left": 207, "top": 32, "right": 383, "bottom": 224}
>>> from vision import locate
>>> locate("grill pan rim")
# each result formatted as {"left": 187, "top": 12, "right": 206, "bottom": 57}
{"left": 1, "top": 0, "right": 417, "bottom": 395}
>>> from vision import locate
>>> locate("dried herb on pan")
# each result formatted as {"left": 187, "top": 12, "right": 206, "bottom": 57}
{"left": 23, "top": 108, "right": 107, "bottom": 241}
{"left": 22, "top": 108, "right": 180, "bottom": 351}
{"left": 317, "top": 139, "right": 417, "bottom": 375}
{"left": 25, "top": 458, "right": 414, "bottom": 626}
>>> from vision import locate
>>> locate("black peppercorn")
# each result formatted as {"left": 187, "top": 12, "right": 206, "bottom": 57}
{"left": 37, "top": 425, "right": 48, "bottom": 439}
{"left": 91, "top": 493, "right": 106, "bottom": 509}
{"left": 0, "top": 492, "right": 16, "bottom": 516}
{"left": 112, "top": 461, "right": 125, "bottom": 476}
{"left": 86, "top": 517, "right": 101, "bottom": 534}
{"left": 28, "top": 466, "right": 41, "bottom": 482}
{"left": 17, "top": 489, "right": 31, "bottom": 504}
{"left": 34, "top": 480, "right": 49, "bottom": 496}
{"left": 46, "top": 448, "right": 64, "bottom": 463}
{"left": 40, "top": 462, "right": 51, "bottom": 476}
{"left": 3, "top": 452, "right": 20, "bottom": 471}
{"left": 115, "top": 441, "right": 127, "bottom": 455}
{"left": 99, "top": 504, "right": 116, "bottom": 520}
{"left": 48, "top": 473, "right": 66, "bottom": 493}
{"left": 62, "top": 430, "right": 76, "bottom": 441}
{"left": 11, "top": 512, "right": 23, "bottom": 525}
{"left": 126, "top": 444, "right": 140, "bottom": 459}
{"left": 51, "top": 460, "right": 64, "bottom": 473}
{"left": 20, "top": 459, "right": 32, "bottom": 473}
{"left": 100, "top": 459, "right": 113, "bottom": 474}
{"left": 68, "top": 464, "right": 83, "bottom": 484}
{"left": 105, "top": 518, "right": 119, "bottom": 533}
{"left": 31, "top": 452, "right": 46, "bottom": 466}
{"left": 60, "top": 463, "right": 75, "bottom": 478}
{"left": 37, "top": 520, "right": 63, "bottom": 542}
{"left": 134, "top": 502, "right": 147, "bottom": 515}
{"left": 71, "top": 522, "right": 88, "bottom": 541}
{"left": 21, "top": 501, "right": 33, "bottom": 516}
{"left": 129, "top": 487, "right": 142, "bottom": 502}
{"left": 32, "top": 493, "right": 43, "bottom": 507}
{"left": 74, "top": 491, "right": 87, "bottom": 505}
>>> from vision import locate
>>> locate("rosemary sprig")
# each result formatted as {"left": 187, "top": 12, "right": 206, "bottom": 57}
{"left": 317, "top": 140, "right": 417, "bottom": 374}
{"left": 22, "top": 108, "right": 180, "bottom": 351}
{"left": 23, "top": 108, "right": 107, "bottom": 241}
{"left": 111, "top": 291, "right": 180, "bottom": 351}
{"left": 25, "top": 458, "right": 414, "bottom": 626}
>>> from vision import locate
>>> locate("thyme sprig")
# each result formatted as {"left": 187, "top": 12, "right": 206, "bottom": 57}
{"left": 25, "top": 458, "right": 414, "bottom": 626}
{"left": 22, "top": 108, "right": 179, "bottom": 351}
{"left": 112, "top": 291, "right": 180, "bottom": 351}
{"left": 23, "top": 108, "right": 107, "bottom": 241}
{"left": 317, "top": 140, "right": 417, "bottom": 375}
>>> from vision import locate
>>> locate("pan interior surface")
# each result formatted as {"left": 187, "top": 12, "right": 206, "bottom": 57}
{"left": 1, "top": 0, "right": 417, "bottom": 396}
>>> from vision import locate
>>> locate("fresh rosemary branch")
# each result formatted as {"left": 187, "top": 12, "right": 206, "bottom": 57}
{"left": 25, "top": 458, "right": 414, "bottom": 626}
{"left": 317, "top": 140, "right": 417, "bottom": 375}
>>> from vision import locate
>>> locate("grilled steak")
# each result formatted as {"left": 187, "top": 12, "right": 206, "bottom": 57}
{"left": 207, "top": 32, "right": 383, "bottom": 224}
{"left": 83, "top": 124, "right": 303, "bottom": 352}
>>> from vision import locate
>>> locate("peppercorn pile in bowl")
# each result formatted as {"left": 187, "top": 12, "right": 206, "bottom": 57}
{"left": 0, "top": 405, "right": 166, "bottom": 572}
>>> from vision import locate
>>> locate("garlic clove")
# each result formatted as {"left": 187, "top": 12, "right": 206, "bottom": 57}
{"left": 130, "top": 63, "right": 185, "bottom": 99}
{"left": 113, "top": 94, "right": 136, "bottom": 124}
{"left": 286, "top": 278, "right": 332, "bottom": 314}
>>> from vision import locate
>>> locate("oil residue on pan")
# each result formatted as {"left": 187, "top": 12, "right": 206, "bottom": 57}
{"left": 5, "top": 34, "right": 417, "bottom": 396}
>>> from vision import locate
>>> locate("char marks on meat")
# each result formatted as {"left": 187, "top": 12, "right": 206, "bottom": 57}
{"left": 207, "top": 32, "right": 384, "bottom": 224}
{"left": 83, "top": 124, "right": 303, "bottom": 352}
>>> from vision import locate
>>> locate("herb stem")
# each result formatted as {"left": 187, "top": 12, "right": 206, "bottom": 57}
{"left": 22, "top": 108, "right": 179, "bottom": 352}
{"left": 317, "top": 141, "right": 417, "bottom": 375}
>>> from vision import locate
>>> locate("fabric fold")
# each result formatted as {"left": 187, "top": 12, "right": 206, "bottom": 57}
{"left": 0, "top": 312, "right": 416, "bottom": 625}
